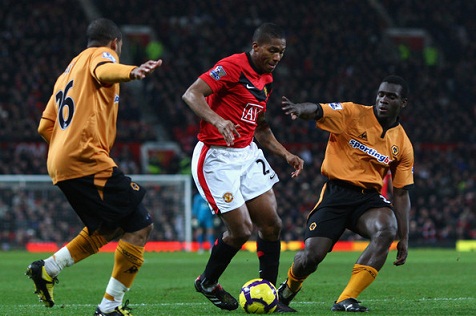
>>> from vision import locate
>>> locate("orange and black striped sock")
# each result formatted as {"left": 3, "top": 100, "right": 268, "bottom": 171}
{"left": 336, "top": 264, "right": 378, "bottom": 303}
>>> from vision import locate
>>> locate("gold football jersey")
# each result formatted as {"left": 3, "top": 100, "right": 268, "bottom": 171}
{"left": 317, "top": 102, "right": 414, "bottom": 191}
{"left": 41, "top": 47, "right": 133, "bottom": 183}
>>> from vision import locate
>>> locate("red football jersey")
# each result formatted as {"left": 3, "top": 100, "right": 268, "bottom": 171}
{"left": 198, "top": 52, "right": 273, "bottom": 147}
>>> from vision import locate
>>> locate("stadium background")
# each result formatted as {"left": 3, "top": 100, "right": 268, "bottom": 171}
{"left": 0, "top": 0, "right": 474, "bottom": 251}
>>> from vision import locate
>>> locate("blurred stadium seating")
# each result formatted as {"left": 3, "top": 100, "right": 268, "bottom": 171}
{"left": 0, "top": 0, "right": 474, "bottom": 249}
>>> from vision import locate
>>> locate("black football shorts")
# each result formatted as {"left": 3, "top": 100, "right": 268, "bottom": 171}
{"left": 57, "top": 167, "right": 152, "bottom": 234}
{"left": 304, "top": 180, "right": 392, "bottom": 242}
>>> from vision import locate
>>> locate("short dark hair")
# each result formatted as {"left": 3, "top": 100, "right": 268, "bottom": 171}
{"left": 87, "top": 18, "right": 122, "bottom": 46}
{"left": 252, "top": 23, "right": 285, "bottom": 44}
{"left": 382, "top": 75, "right": 409, "bottom": 99}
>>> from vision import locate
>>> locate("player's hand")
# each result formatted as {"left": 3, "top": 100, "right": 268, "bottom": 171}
{"left": 285, "top": 153, "right": 304, "bottom": 178}
{"left": 282, "top": 96, "right": 319, "bottom": 120}
{"left": 130, "top": 59, "right": 163, "bottom": 80}
{"left": 393, "top": 239, "right": 408, "bottom": 266}
{"left": 216, "top": 119, "right": 241, "bottom": 146}
{"left": 282, "top": 96, "right": 300, "bottom": 120}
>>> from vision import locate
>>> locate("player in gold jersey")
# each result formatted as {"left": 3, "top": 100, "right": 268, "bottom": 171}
{"left": 25, "top": 18, "right": 162, "bottom": 316}
{"left": 277, "top": 75, "right": 414, "bottom": 312}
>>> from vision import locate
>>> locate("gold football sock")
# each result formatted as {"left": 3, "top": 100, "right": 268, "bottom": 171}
{"left": 99, "top": 240, "right": 145, "bottom": 311}
{"left": 336, "top": 264, "right": 378, "bottom": 303}
{"left": 66, "top": 227, "right": 108, "bottom": 263}
{"left": 111, "top": 239, "right": 144, "bottom": 289}
{"left": 286, "top": 263, "right": 308, "bottom": 293}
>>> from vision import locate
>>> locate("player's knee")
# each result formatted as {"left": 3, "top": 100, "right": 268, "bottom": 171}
{"left": 125, "top": 223, "right": 153, "bottom": 246}
{"left": 143, "top": 223, "right": 154, "bottom": 239}
{"left": 229, "top": 231, "right": 252, "bottom": 246}
{"left": 258, "top": 218, "right": 282, "bottom": 240}
{"left": 296, "top": 249, "right": 322, "bottom": 275}
{"left": 373, "top": 224, "right": 397, "bottom": 245}
{"left": 226, "top": 223, "right": 253, "bottom": 245}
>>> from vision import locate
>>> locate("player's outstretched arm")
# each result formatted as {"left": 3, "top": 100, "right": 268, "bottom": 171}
{"left": 282, "top": 96, "right": 323, "bottom": 120}
{"left": 130, "top": 59, "right": 163, "bottom": 80}
{"left": 95, "top": 59, "right": 162, "bottom": 84}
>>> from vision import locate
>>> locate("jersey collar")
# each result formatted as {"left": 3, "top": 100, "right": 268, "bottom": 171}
{"left": 246, "top": 52, "right": 262, "bottom": 74}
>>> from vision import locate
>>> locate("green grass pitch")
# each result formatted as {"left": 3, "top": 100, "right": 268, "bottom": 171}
{"left": 1, "top": 249, "right": 474, "bottom": 315}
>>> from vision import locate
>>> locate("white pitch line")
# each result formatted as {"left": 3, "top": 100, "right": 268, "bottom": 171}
{"left": 10, "top": 297, "right": 475, "bottom": 309}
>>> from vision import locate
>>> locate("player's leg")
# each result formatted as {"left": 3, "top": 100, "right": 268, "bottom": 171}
{"left": 240, "top": 144, "right": 282, "bottom": 285}
{"left": 277, "top": 182, "right": 349, "bottom": 308}
{"left": 26, "top": 176, "right": 119, "bottom": 308}
{"left": 247, "top": 189, "right": 281, "bottom": 285}
{"left": 34, "top": 226, "right": 118, "bottom": 287}
{"left": 191, "top": 142, "right": 251, "bottom": 310}
{"left": 194, "top": 204, "right": 252, "bottom": 310}
{"left": 278, "top": 236, "right": 334, "bottom": 304}
{"left": 94, "top": 168, "right": 153, "bottom": 315}
{"left": 332, "top": 207, "right": 396, "bottom": 311}
{"left": 96, "top": 220, "right": 153, "bottom": 315}
{"left": 247, "top": 191, "right": 299, "bottom": 313}
{"left": 27, "top": 227, "right": 113, "bottom": 308}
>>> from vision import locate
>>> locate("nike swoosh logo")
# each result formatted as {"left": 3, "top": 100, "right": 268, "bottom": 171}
{"left": 246, "top": 84, "right": 257, "bottom": 90}
{"left": 270, "top": 173, "right": 276, "bottom": 179}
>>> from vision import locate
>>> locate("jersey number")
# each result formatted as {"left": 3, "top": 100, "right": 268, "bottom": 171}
{"left": 56, "top": 80, "right": 75, "bottom": 130}
{"left": 256, "top": 159, "right": 270, "bottom": 175}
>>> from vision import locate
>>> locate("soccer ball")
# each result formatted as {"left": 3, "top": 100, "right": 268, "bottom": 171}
{"left": 239, "top": 278, "right": 278, "bottom": 314}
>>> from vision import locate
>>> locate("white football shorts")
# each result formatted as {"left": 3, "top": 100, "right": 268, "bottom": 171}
{"left": 191, "top": 141, "right": 279, "bottom": 215}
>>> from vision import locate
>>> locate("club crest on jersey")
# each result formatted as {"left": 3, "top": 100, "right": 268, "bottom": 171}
{"left": 349, "top": 139, "right": 392, "bottom": 165}
{"left": 391, "top": 145, "right": 399, "bottom": 156}
{"left": 358, "top": 132, "right": 368, "bottom": 140}
{"left": 309, "top": 222, "right": 317, "bottom": 231}
{"left": 223, "top": 192, "right": 234, "bottom": 203}
{"left": 328, "top": 102, "right": 343, "bottom": 110}
{"left": 241, "top": 103, "right": 264, "bottom": 124}
{"left": 209, "top": 65, "right": 226, "bottom": 80}
{"left": 102, "top": 52, "right": 117, "bottom": 63}
{"left": 114, "top": 95, "right": 120, "bottom": 103}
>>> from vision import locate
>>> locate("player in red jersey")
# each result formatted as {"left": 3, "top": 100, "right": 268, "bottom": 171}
{"left": 182, "top": 23, "right": 304, "bottom": 312}
{"left": 277, "top": 75, "right": 414, "bottom": 312}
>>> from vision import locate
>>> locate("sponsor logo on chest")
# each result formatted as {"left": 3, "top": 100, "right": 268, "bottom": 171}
{"left": 349, "top": 139, "right": 392, "bottom": 165}
{"left": 241, "top": 103, "right": 264, "bottom": 124}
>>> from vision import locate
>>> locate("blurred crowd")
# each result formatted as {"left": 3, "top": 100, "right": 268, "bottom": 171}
{"left": 0, "top": 0, "right": 474, "bottom": 249}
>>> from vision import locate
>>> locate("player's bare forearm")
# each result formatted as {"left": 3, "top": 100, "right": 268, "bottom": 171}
{"left": 183, "top": 79, "right": 217, "bottom": 124}
{"left": 392, "top": 187, "right": 411, "bottom": 266}
{"left": 183, "top": 79, "right": 240, "bottom": 146}
{"left": 392, "top": 187, "right": 410, "bottom": 241}
{"left": 255, "top": 126, "right": 285, "bottom": 156}
{"left": 255, "top": 125, "right": 304, "bottom": 177}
